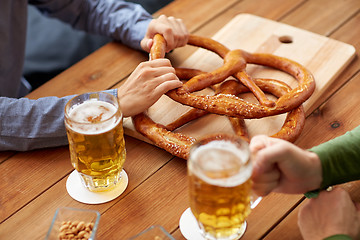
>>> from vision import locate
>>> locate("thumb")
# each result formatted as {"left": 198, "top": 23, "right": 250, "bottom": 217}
{"left": 141, "top": 38, "right": 153, "bottom": 53}
{"left": 250, "top": 135, "right": 268, "bottom": 153}
{"left": 354, "top": 202, "right": 360, "bottom": 212}
{"left": 251, "top": 142, "right": 286, "bottom": 178}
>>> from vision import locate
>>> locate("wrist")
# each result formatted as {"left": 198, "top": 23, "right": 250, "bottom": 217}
{"left": 306, "top": 150, "right": 323, "bottom": 191}
{"left": 116, "top": 88, "right": 130, "bottom": 118}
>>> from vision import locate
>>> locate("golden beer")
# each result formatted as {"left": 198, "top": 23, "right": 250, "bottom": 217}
{"left": 188, "top": 137, "right": 252, "bottom": 240}
{"left": 64, "top": 92, "right": 125, "bottom": 192}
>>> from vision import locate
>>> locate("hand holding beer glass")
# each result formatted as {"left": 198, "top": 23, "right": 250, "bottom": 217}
{"left": 185, "top": 134, "right": 260, "bottom": 240}
{"left": 64, "top": 92, "right": 127, "bottom": 203}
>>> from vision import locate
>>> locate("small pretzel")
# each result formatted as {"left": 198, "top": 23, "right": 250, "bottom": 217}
{"left": 132, "top": 34, "right": 314, "bottom": 159}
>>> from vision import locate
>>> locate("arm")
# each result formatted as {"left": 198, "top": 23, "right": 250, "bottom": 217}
{"left": 0, "top": 59, "right": 182, "bottom": 151}
{"left": 250, "top": 126, "right": 360, "bottom": 196}
{"left": 30, "top": 0, "right": 152, "bottom": 50}
{"left": 30, "top": 1, "right": 189, "bottom": 52}
{"left": 0, "top": 89, "right": 117, "bottom": 151}
{"left": 250, "top": 132, "right": 360, "bottom": 240}
{"left": 1, "top": 1, "right": 185, "bottom": 151}
{"left": 309, "top": 126, "right": 360, "bottom": 189}
{"left": 0, "top": 95, "right": 73, "bottom": 151}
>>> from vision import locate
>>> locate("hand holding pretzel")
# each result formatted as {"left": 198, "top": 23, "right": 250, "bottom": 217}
{"left": 141, "top": 15, "right": 189, "bottom": 54}
{"left": 132, "top": 34, "right": 315, "bottom": 159}
{"left": 117, "top": 58, "right": 182, "bottom": 117}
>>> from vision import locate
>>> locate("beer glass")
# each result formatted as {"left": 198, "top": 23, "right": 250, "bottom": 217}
{"left": 188, "top": 135, "right": 254, "bottom": 240}
{"left": 64, "top": 92, "right": 126, "bottom": 192}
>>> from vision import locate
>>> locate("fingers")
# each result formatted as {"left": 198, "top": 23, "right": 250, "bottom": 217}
{"left": 250, "top": 136, "right": 297, "bottom": 195}
{"left": 355, "top": 202, "right": 360, "bottom": 212}
{"left": 159, "top": 15, "right": 189, "bottom": 52}
{"left": 140, "top": 58, "right": 172, "bottom": 68}
{"left": 117, "top": 61, "right": 181, "bottom": 117}
{"left": 145, "top": 39, "right": 154, "bottom": 54}
{"left": 144, "top": 62, "right": 176, "bottom": 78}
{"left": 250, "top": 135, "right": 282, "bottom": 153}
{"left": 137, "top": 59, "right": 182, "bottom": 93}
{"left": 146, "top": 69, "right": 182, "bottom": 95}
{"left": 142, "top": 15, "right": 189, "bottom": 53}
{"left": 249, "top": 135, "right": 269, "bottom": 153}
{"left": 154, "top": 75, "right": 183, "bottom": 94}
{"left": 136, "top": 58, "right": 173, "bottom": 76}
{"left": 252, "top": 142, "right": 286, "bottom": 177}
{"left": 252, "top": 170, "right": 280, "bottom": 196}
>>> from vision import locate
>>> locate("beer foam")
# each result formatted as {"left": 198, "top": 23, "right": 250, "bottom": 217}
{"left": 190, "top": 140, "right": 252, "bottom": 187}
{"left": 68, "top": 100, "right": 120, "bottom": 134}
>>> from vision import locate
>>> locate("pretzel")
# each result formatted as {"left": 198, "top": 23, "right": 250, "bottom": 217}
{"left": 166, "top": 35, "right": 315, "bottom": 118}
{"left": 165, "top": 78, "right": 305, "bottom": 143}
{"left": 132, "top": 34, "right": 314, "bottom": 159}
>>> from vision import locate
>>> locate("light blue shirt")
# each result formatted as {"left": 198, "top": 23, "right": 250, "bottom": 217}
{"left": 0, "top": 0, "right": 152, "bottom": 151}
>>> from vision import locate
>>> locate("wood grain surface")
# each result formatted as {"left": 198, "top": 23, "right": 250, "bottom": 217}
{"left": 1, "top": 0, "right": 360, "bottom": 239}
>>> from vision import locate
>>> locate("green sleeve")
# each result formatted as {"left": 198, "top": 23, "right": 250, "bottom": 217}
{"left": 323, "top": 234, "right": 352, "bottom": 240}
{"left": 309, "top": 126, "right": 360, "bottom": 189}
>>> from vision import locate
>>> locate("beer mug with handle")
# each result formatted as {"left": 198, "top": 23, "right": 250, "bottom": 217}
{"left": 188, "top": 134, "right": 260, "bottom": 240}
{"left": 64, "top": 92, "right": 126, "bottom": 192}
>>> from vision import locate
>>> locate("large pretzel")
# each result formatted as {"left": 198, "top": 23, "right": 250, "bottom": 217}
{"left": 132, "top": 34, "right": 314, "bottom": 159}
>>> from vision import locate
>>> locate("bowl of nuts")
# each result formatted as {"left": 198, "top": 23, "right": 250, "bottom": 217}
{"left": 45, "top": 207, "right": 100, "bottom": 240}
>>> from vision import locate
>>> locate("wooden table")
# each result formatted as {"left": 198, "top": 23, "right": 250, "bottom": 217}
{"left": 1, "top": 0, "right": 360, "bottom": 239}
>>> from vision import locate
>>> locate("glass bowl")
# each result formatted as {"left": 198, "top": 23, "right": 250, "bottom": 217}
{"left": 45, "top": 207, "right": 100, "bottom": 240}
{"left": 128, "top": 225, "right": 175, "bottom": 240}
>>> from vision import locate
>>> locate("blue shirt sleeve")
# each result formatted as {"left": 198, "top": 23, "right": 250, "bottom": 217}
{"left": 29, "top": 0, "right": 153, "bottom": 50}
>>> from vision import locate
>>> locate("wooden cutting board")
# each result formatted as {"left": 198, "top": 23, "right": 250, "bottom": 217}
{"left": 123, "top": 13, "right": 356, "bottom": 144}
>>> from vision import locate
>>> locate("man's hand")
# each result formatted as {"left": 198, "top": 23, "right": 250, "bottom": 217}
{"left": 250, "top": 135, "right": 322, "bottom": 196}
{"left": 141, "top": 15, "right": 189, "bottom": 53}
{"left": 117, "top": 58, "right": 182, "bottom": 117}
{"left": 298, "top": 188, "right": 360, "bottom": 240}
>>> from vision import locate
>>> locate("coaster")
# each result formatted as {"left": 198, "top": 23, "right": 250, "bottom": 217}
{"left": 179, "top": 208, "right": 205, "bottom": 240}
{"left": 66, "top": 169, "right": 128, "bottom": 204}
{"left": 179, "top": 208, "right": 247, "bottom": 240}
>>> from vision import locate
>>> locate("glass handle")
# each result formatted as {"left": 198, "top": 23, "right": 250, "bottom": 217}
{"left": 251, "top": 195, "right": 262, "bottom": 209}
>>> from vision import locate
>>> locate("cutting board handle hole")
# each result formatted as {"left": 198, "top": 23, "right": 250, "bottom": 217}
{"left": 278, "top": 35, "right": 293, "bottom": 44}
